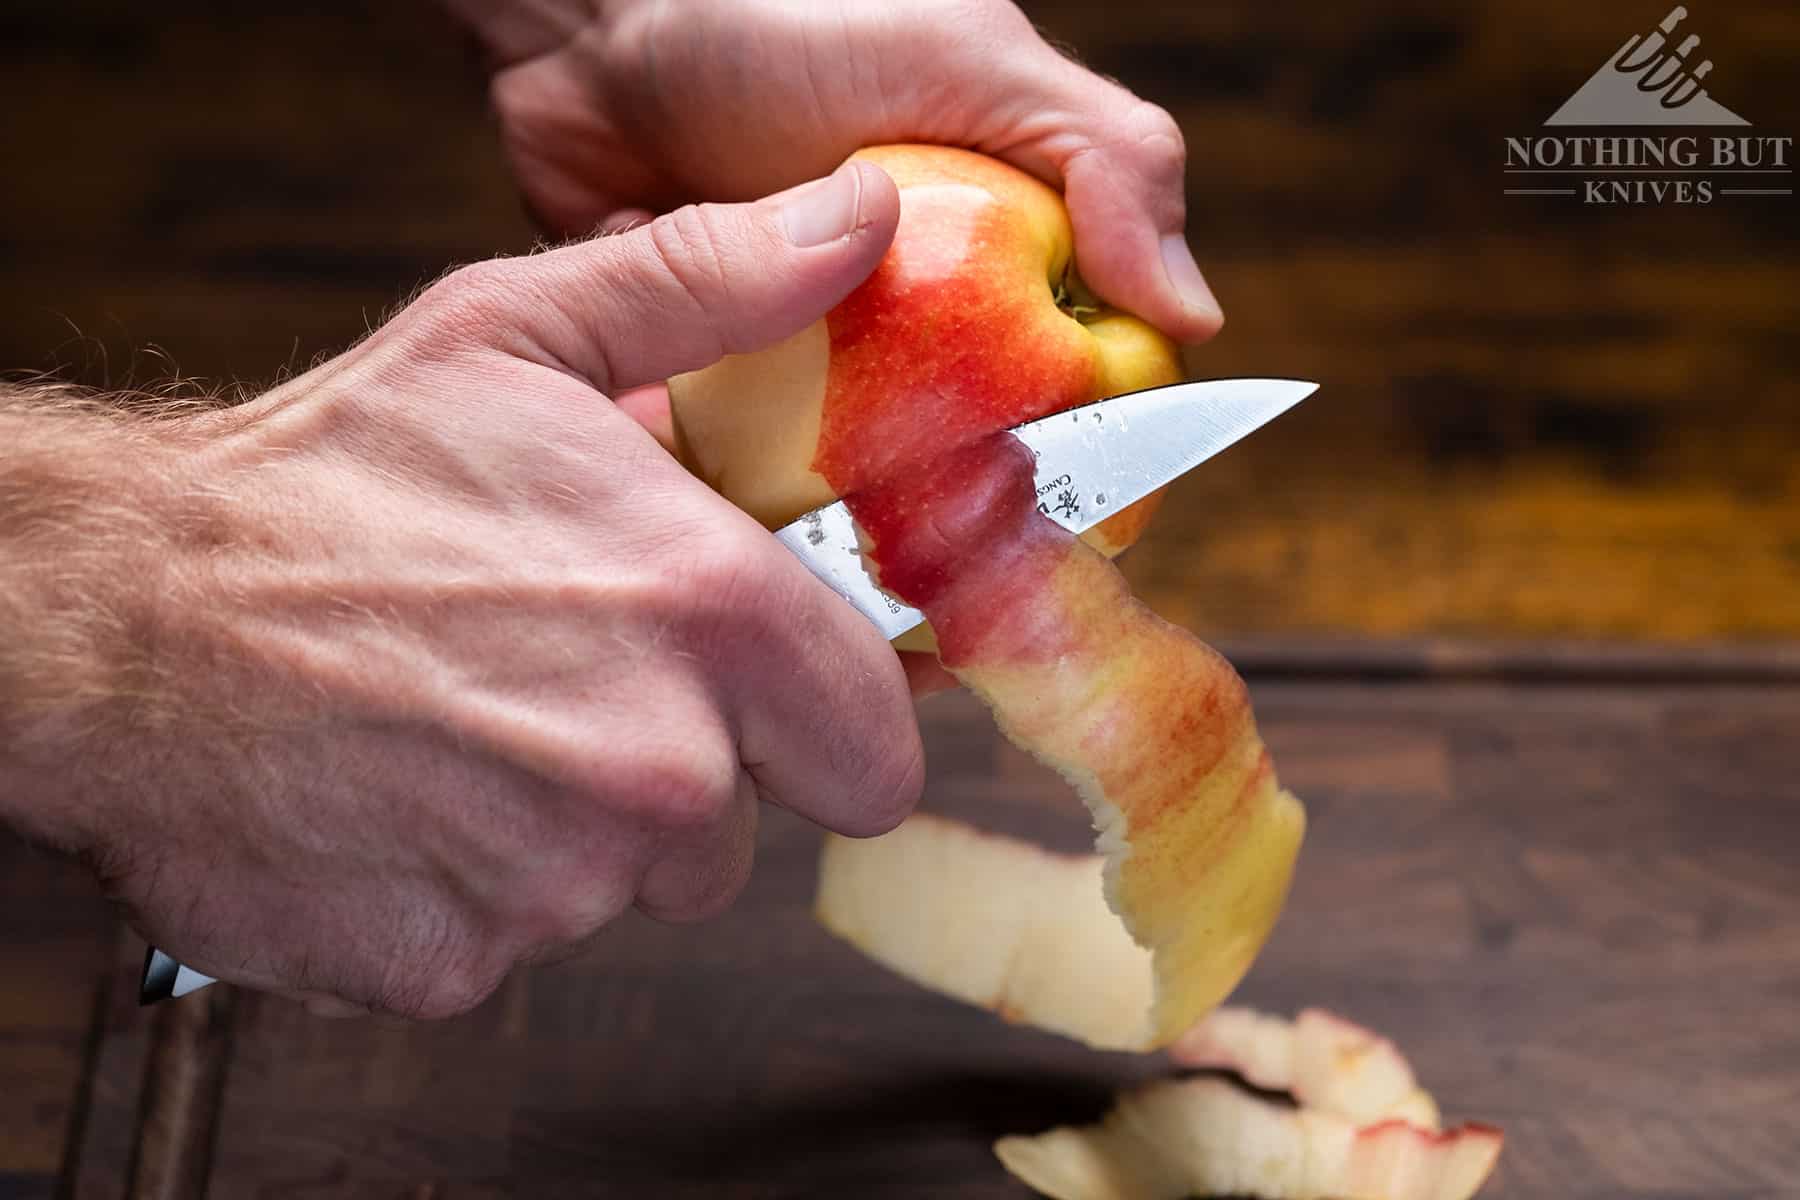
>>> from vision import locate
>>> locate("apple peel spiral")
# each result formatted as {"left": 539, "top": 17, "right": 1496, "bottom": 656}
{"left": 994, "top": 1005, "right": 1503, "bottom": 1200}
{"left": 670, "top": 144, "right": 1305, "bottom": 1050}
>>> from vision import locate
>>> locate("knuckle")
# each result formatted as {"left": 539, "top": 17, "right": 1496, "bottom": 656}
{"left": 666, "top": 530, "right": 785, "bottom": 639}
{"left": 532, "top": 887, "right": 623, "bottom": 949}
{"left": 670, "top": 858, "right": 754, "bottom": 925}
{"left": 427, "top": 259, "right": 511, "bottom": 315}
{"left": 393, "top": 956, "right": 505, "bottom": 1021}
{"left": 706, "top": 851, "right": 755, "bottom": 915}
{"left": 1121, "top": 100, "right": 1187, "bottom": 174}
{"left": 78, "top": 837, "right": 147, "bottom": 899}
{"left": 414, "top": 259, "right": 519, "bottom": 342}
{"left": 923, "top": 0, "right": 1021, "bottom": 38}
{"left": 634, "top": 737, "right": 740, "bottom": 832}
{"left": 643, "top": 835, "right": 756, "bottom": 927}
{"left": 1063, "top": 95, "right": 1188, "bottom": 220}
{"left": 505, "top": 845, "right": 634, "bottom": 952}
{"left": 408, "top": 969, "right": 503, "bottom": 1021}
{"left": 598, "top": 1, "right": 662, "bottom": 83}
{"left": 645, "top": 203, "right": 735, "bottom": 325}
{"left": 371, "top": 915, "right": 506, "bottom": 1021}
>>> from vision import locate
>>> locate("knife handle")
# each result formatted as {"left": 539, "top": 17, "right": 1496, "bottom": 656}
{"left": 139, "top": 947, "right": 217, "bottom": 1004}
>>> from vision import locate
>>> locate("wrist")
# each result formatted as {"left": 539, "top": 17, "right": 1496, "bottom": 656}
{"left": 0, "top": 390, "right": 200, "bottom": 848}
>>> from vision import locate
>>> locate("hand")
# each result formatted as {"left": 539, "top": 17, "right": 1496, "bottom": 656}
{"left": 6, "top": 163, "right": 923, "bottom": 1018}
{"left": 449, "top": 0, "right": 1222, "bottom": 344}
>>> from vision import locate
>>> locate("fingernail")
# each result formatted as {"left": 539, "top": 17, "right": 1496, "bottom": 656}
{"left": 1160, "top": 232, "right": 1222, "bottom": 320}
{"left": 780, "top": 163, "right": 864, "bottom": 247}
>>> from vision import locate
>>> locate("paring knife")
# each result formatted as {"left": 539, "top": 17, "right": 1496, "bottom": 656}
{"left": 139, "top": 376, "right": 1318, "bottom": 1004}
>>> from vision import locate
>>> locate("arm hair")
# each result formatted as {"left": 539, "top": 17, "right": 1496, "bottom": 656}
{"left": 0, "top": 383, "right": 197, "bottom": 842}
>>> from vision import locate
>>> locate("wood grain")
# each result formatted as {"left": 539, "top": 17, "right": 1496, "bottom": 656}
{"left": 1038, "top": 0, "right": 1800, "bottom": 641}
{"left": 122, "top": 991, "right": 235, "bottom": 1200}
{"left": 62, "top": 681, "right": 1800, "bottom": 1199}
{"left": 68, "top": 937, "right": 165, "bottom": 1200}
{"left": 0, "top": 838, "right": 115, "bottom": 1199}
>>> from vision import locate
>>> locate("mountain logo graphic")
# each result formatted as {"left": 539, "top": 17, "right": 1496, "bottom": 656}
{"left": 1546, "top": 6, "right": 1749, "bottom": 126}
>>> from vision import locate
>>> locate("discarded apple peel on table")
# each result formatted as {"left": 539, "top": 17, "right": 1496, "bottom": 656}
{"left": 995, "top": 1005, "right": 1504, "bottom": 1200}
{"left": 670, "top": 144, "right": 1304, "bottom": 1050}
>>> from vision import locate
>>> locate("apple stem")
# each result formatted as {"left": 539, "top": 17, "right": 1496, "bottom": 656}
{"left": 1052, "top": 271, "right": 1102, "bottom": 322}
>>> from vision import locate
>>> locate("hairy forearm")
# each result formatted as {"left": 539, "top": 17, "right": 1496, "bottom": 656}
{"left": 0, "top": 384, "right": 194, "bottom": 845}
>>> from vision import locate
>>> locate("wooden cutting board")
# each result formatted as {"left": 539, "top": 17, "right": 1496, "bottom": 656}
{"left": 59, "top": 650, "right": 1800, "bottom": 1199}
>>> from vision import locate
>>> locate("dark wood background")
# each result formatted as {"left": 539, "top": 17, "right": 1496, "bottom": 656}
{"left": 3, "top": 0, "right": 1797, "bottom": 1195}
{"left": 47, "top": 683, "right": 1800, "bottom": 1199}
{"left": 3, "top": 0, "right": 1796, "bottom": 642}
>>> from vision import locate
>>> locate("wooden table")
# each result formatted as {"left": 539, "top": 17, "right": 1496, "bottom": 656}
{"left": 50, "top": 644, "right": 1800, "bottom": 1199}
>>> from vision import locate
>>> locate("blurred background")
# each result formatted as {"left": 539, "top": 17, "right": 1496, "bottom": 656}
{"left": 2, "top": 0, "right": 1796, "bottom": 1194}
{"left": 4, "top": 0, "right": 1796, "bottom": 642}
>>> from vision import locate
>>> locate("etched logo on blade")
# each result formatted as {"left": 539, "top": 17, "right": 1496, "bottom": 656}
{"left": 1504, "top": 7, "right": 1791, "bottom": 204}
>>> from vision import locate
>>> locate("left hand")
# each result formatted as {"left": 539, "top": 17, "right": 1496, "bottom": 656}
{"left": 446, "top": 0, "right": 1222, "bottom": 345}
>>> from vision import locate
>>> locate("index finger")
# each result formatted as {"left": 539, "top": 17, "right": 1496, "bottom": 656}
{"left": 714, "top": 526, "right": 926, "bottom": 838}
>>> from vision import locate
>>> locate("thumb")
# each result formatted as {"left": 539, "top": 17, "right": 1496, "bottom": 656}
{"left": 485, "top": 161, "right": 898, "bottom": 393}
{"left": 1005, "top": 62, "right": 1223, "bottom": 344}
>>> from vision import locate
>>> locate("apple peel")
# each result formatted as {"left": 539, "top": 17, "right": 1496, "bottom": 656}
{"left": 994, "top": 1077, "right": 1503, "bottom": 1200}
{"left": 1172, "top": 1006, "right": 1440, "bottom": 1127}
{"left": 996, "top": 1007, "right": 1502, "bottom": 1200}
{"left": 843, "top": 435, "right": 1306, "bottom": 1047}
{"left": 673, "top": 144, "right": 1304, "bottom": 1049}
{"left": 816, "top": 812, "right": 1155, "bottom": 1050}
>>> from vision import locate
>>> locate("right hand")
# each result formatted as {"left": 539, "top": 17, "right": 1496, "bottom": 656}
{"left": 59, "top": 162, "right": 924, "bottom": 1018}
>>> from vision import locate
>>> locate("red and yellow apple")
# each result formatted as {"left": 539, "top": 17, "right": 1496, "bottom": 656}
{"left": 670, "top": 145, "right": 1304, "bottom": 1049}
{"left": 669, "top": 144, "right": 1173, "bottom": 571}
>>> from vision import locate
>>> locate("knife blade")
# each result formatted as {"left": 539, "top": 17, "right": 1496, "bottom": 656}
{"left": 139, "top": 375, "right": 1317, "bottom": 1004}
{"left": 773, "top": 377, "right": 1317, "bottom": 640}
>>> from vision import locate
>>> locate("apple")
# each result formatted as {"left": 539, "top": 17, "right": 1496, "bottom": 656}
{"left": 994, "top": 1076, "right": 1504, "bottom": 1200}
{"left": 671, "top": 145, "right": 1304, "bottom": 1048}
{"left": 669, "top": 144, "right": 1174, "bottom": 570}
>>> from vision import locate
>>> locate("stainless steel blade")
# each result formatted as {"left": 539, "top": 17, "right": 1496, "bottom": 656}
{"left": 775, "top": 377, "right": 1317, "bottom": 639}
